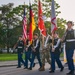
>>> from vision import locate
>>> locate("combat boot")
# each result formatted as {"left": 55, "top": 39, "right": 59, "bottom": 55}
{"left": 39, "top": 65, "right": 45, "bottom": 71}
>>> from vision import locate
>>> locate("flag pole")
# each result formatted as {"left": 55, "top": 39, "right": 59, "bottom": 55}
{"left": 29, "top": 0, "right": 31, "bottom": 4}
{"left": 52, "top": 32, "right": 54, "bottom": 51}
{"left": 24, "top": 2, "right": 25, "bottom": 5}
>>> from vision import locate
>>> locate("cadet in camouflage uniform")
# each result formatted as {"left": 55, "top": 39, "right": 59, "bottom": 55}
{"left": 39, "top": 34, "right": 51, "bottom": 71}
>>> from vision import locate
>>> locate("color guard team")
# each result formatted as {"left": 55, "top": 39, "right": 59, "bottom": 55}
{"left": 14, "top": 21, "right": 75, "bottom": 75}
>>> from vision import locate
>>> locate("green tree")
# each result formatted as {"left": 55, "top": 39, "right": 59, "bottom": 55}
{"left": 0, "top": 3, "right": 23, "bottom": 52}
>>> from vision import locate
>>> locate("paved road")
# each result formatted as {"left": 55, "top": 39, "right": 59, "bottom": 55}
{"left": 0, "top": 62, "right": 74, "bottom": 75}
{"left": 0, "top": 58, "right": 63, "bottom": 67}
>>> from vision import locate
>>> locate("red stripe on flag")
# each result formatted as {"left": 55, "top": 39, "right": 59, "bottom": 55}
{"left": 51, "top": 17, "right": 57, "bottom": 33}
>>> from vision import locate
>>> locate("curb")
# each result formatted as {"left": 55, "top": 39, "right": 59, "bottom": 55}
{"left": 0, "top": 64, "right": 17, "bottom": 67}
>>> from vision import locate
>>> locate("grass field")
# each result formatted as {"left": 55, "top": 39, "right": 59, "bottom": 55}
{"left": 0, "top": 53, "right": 63, "bottom": 61}
{"left": 0, "top": 53, "right": 25, "bottom": 61}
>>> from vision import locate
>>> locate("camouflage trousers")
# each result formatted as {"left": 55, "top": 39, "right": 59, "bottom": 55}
{"left": 41, "top": 49, "right": 51, "bottom": 65}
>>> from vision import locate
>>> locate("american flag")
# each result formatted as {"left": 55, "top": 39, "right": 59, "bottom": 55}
{"left": 22, "top": 7, "right": 27, "bottom": 40}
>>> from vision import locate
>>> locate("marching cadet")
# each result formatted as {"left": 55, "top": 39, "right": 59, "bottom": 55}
{"left": 49, "top": 32, "right": 64, "bottom": 73}
{"left": 39, "top": 33, "right": 51, "bottom": 71}
{"left": 24, "top": 38, "right": 35, "bottom": 69}
{"left": 28, "top": 33, "right": 42, "bottom": 70}
{"left": 14, "top": 35, "right": 25, "bottom": 68}
{"left": 61, "top": 21, "right": 75, "bottom": 75}
{"left": 24, "top": 38, "right": 32, "bottom": 69}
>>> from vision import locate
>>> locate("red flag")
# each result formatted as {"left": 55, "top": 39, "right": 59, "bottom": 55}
{"left": 22, "top": 6, "right": 27, "bottom": 40}
{"left": 51, "top": 0, "right": 57, "bottom": 34}
{"left": 38, "top": 0, "right": 46, "bottom": 37}
{"left": 29, "top": 2, "right": 36, "bottom": 44}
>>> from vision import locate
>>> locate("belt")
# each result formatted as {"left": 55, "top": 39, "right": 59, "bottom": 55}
{"left": 18, "top": 46, "right": 22, "bottom": 48}
{"left": 66, "top": 39, "right": 75, "bottom": 42}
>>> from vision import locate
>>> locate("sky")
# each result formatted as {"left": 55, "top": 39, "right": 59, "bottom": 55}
{"left": 56, "top": 0, "right": 75, "bottom": 23}
{"left": 0, "top": 0, "right": 34, "bottom": 6}
{"left": 0, "top": 0, "right": 75, "bottom": 23}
